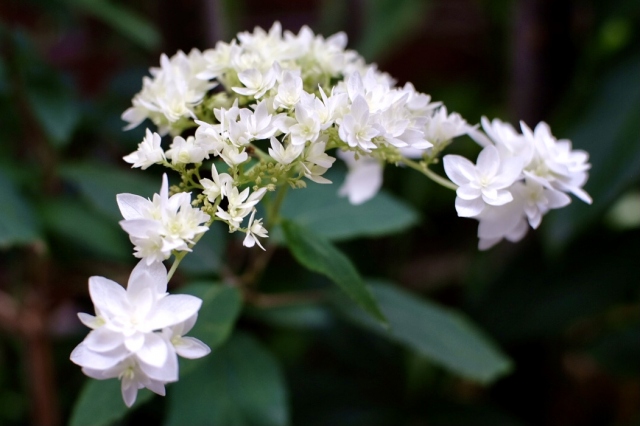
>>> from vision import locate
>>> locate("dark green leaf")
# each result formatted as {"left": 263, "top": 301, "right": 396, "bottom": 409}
{"left": 178, "top": 225, "right": 225, "bottom": 276}
{"left": 24, "top": 69, "right": 80, "bottom": 149}
{"left": 166, "top": 333, "right": 289, "bottom": 426}
{"left": 69, "top": 379, "right": 154, "bottom": 426}
{"left": 0, "top": 171, "right": 40, "bottom": 247}
{"left": 61, "top": 0, "right": 160, "bottom": 50}
{"left": 276, "top": 169, "right": 418, "bottom": 242}
{"left": 338, "top": 280, "right": 512, "bottom": 383}
{"left": 40, "top": 198, "right": 130, "bottom": 261}
{"left": 281, "top": 220, "right": 387, "bottom": 325}
{"left": 59, "top": 162, "right": 160, "bottom": 221}
{"left": 544, "top": 56, "right": 640, "bottom": 250}
{"left": 177, "top": 282, "right": 243, "bottom": 353}
{"left": 590, "top": 321, "right": 640, "bottom": 377}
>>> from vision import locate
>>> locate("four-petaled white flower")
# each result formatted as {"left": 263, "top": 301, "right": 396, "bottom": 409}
{"left": 123, "top": 129, "right": 165, "bottom": 170}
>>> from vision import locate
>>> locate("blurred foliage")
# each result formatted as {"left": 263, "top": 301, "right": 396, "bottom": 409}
{"left": 0, "top": 0, "right": 639, "bottom": 425}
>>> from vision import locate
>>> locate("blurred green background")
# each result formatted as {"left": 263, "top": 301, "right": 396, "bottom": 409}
{"left": 0, "top": 0, "right": 639, "bottom": 425}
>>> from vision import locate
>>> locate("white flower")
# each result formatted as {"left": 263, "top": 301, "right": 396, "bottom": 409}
{"left": 289, "top": 102, "right": 322, "bottom": 145}
{"left": 516, "top": 178, "right": 571, "bottom": 229}
{"left": 338, "top": 95, "right": 379, "bottom": 151}
{"left": 338, "top": 151, "right": 383, "bottom": 205}
{"left": 423, "top": 106, "right": 470, "bottom": 149}
{"left": 232, "top": 65, "right": 278, "bottom": 99}
{"left": 123, "top": 129, "right": 165, "bottom": 169}
{"left": 242, "top": 209, "right": 268, "bottom": 250}
{"left": 521, "top": 121, "right": 592, "bottom": 204}
{"left": 268, "top": 137, "right": 304, "bottom": 165}
{"left": 300, "top": 139, "right": 336, "bottom": 184}
{"left": 165, "top": 136, "right": 208, "bottom": 165}
{"left": 273, "top": 70, "right": 303, "bottom": 110}
{"left": 216, "top": 185, "right": 267, "bottom": 230}
{"left": 200, "top": 163, "right": 233, "bottom": 202}
{"left": 71, "top": 261, "right": 209, "bottom": 407}
{"left": 162, "top": 314, "right": 211, "bottom": 359}
{"left": 117, "top": 174, "right": 210, "bottom": 263}
{"left": 443, "top": 144, "right": 523, "bottom": 217}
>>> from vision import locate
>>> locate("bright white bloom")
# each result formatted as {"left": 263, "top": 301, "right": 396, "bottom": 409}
{"left": 70, "top": 261, "right": 209, "bottom": 407}
{"left": 162, "top": 314, "right": 211, "bottom": 359}
{"left": 268, "top": 137, "right": 304, "bottom": 165}
{"left": 444, "top": 145, "right": 523, "bottom": 217}
{"left": 338, "top": 96, "right": 379, "bottom": 151}
{"left": 301, "top": 139, "right": 336, "bottom": 184}
{"left": 165, "top": 135, "right": 208, "bottom": 165}
{"left": 338, "top": 151, "right": 383, "bottom": 205}
{"left": 289, "top": 102, "right": 322, "bottom": 145}
{"left": 200, "top": 163, "right": 233, "bottom": 202}
{"left": 122, "top": 49, "right": 215, "bottom": 134}
{"left": 232, "top": 66, "right": 278, "bottom": 99}
{"left": 423, "top": 106, "right": 470, "bottom": 149}
{"left": 516, "top": 178, "right": 571, "bottom": 229}
{"left": 216, "top": 185, "right": 267, "bottom": 230}
{"left": 219, "top": 145, "right": 249, "bottom": 166}
{"left": 521, "top": 121, "right": 592, "bottom": 204}
{"left": 273, "top": 71, "right": 303, "bottom": 110}
{"left": 243, "top": 209, "right": 268, "bottom": 250}
{"left": 117, "top": 174, "right": 210, "bottom": 263}
{"left": 123, "top": 129, "right": 165, "bottom": 169}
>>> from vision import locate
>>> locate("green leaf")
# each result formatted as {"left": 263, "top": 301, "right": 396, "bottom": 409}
{"left": 61, "top": 0, "right": 160, "bottom": 50}
{"left": 23, "top": 67, "right": 80, "bottom": 149}
{"left": 40, "top": 198, "right": 130, "bottom": 261}
{"left": 178, "top": 225, "right": 225, "bottom": 276}
{"left": 59, "top": 162, "right": 160, "bottom": 221}
{"left": 0, "top": 171, "right": 40, "bottom": 247}
{"left": 177, "top": 283, "right": 243, "bottom": 353}
{"left": 544, "top": 56, "right": 640, "bottom": 250}
{"left": 281, "top": 220, "right": 387, "bottom": 325}
{"left": 69, "top": 379, "right": 154, "bottom": 426}
{"left": 166, "top": 333, "right": 289, "bottom": 426}
{"left": 277, "top": 171, "right": 418, "bottom": 242}
{"left": 338, "top": 280, "right": 512, "bottom": 383}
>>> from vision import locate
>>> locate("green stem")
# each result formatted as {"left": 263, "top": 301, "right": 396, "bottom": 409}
{"left": 401, "top": 157, "right": 458, "bottom": 191}
{"left": 267, "top": 184, "right": 288, "bottom": 227}
{"left": 167, "top": 251, "right": 187, "bottom": 281}
{"left": 166, "top": 210, "right": 219, "bottom": 282}
{"left": 250, "top": 143, "right": 273, "bottom": 162}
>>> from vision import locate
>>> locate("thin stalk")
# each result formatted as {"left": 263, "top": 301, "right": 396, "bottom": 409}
{"left": 401, "top": 157, "right": 458, "bottom": 191}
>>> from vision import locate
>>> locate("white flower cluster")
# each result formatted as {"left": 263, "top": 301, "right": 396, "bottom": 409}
{"left": 117, "top": 174, "right": 210, "bottom": 264}
{"left": 73, "top": 22, "right": 592, "bottom": 407}
{"left": 71, "top": 261, "right": 210, "bottom": 407}
{"left": 444, "top": 118, "right": 591, "bottom": 249}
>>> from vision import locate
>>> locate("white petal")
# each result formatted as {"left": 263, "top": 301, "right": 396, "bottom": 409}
{"left": 138, "top": 347, "right": 178, "bottom": 382}
{"left": 84, "top": 328, "right": 124, "bottom": 352}
{"left": 117, "top": 194, "right": 151, "bottom": 220}
{"left": 88, "top": 276, "right": 129, "bottom": 319}
{"left": 456, "top": 186, "right": 481, "bottom": 200}
{"left": 443, "top": 155, "right": 475, "bottom": 186}
{"left": 70, "top": 343, "right": 127, "bottom": 370}
{"left": 483, "top": 189, "right": 513, "bottom": 206}
{"left": 125, "top": 332, "right": 145, "bottom": 352}
{"left": 136, "top": 333, "right": 168, "bottom": 367}
{"left": 174, "top": 337, "right": 211, "bottom": 359}
{"left": 121, "top": 379, "right": 139, "bottom": 408}
{"left": 77, "top": 312, "right": 101, "bottom": 329}
{"left": 476, "top": 145, "right": 500, "bottom": 177}
{"left": 546, "top": 189, "right": 571, "bottom": 209}
{"left": 119, "top": 219, "right": 162, "bottom": 238}
{"left": 128, "top": 260, "right": 168, "bottom": 297}
{"left": 148, "top": 295, "right": 202, "bottom": 330}
{"left": 455, "top": 197, "right": 485, "bottom": 217}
